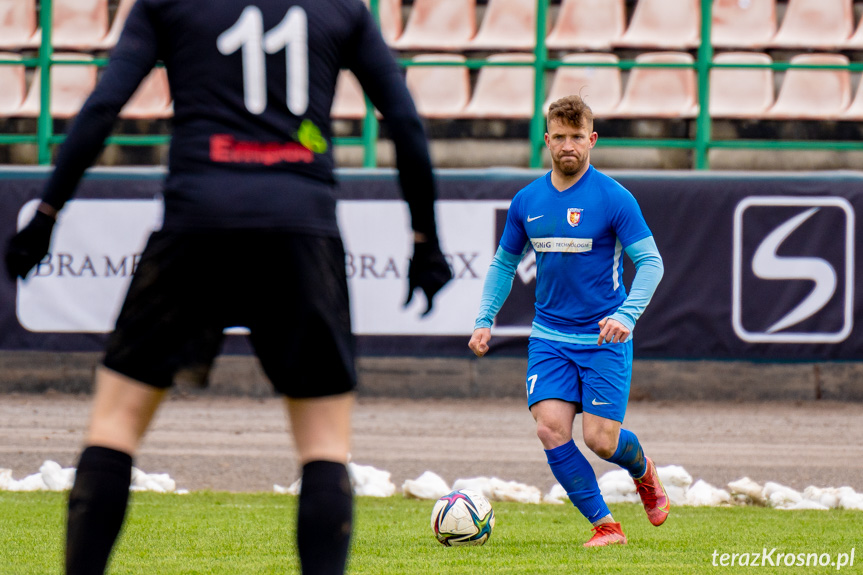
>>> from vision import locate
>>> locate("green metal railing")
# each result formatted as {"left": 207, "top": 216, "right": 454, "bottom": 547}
{"left": 2, "top": 0, "right": 863, "bottom": 169}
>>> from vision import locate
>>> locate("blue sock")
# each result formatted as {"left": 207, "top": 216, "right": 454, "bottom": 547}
{"left": 604, "top": 428, "right": 647, "bottom": 478}
{"left": 545, "top": 440, "right": 610, "bottom": 523}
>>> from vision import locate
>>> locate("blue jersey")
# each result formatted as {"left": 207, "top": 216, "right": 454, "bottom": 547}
{"left": 499, "top": 166, "right": 652, "bottom": 334}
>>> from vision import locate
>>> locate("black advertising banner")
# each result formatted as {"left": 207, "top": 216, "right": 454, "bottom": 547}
{"left": 0, "top": 167, "right": 861, "bottom": 360}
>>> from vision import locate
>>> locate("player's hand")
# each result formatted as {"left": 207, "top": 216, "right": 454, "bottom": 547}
{"left": 469, "top": 328, "right": 491, "bottom": 357}
{"left": 404, "top": 241, "right": 453, "bottom": 317}
{"left": 5, "top": 210, "right": 55, "bottom": 281}
{"left": 597, "top": 317, "right": 630, "bottom": 345}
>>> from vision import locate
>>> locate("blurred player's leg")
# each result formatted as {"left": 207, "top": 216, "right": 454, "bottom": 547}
{"left": 286, "top": 393, "right": 354, "bottom": 575}
{"left": 66, "top": 367, "right": 166, "bottom": 575}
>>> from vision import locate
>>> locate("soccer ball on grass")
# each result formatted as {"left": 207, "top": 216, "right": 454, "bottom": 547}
{"left": 430, "top": 489, "right": 495, "bottom": 546}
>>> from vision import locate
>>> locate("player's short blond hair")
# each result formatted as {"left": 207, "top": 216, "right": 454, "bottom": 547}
{"left": 546, "top": 95, "right": 594, "bottom": 130}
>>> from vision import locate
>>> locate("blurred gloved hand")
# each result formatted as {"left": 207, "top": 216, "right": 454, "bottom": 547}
{"left": 5, "top": 210, "right": 55, "bottom": 281}
{"left": 404, "top": 240, "right": 452, "bottom": 317}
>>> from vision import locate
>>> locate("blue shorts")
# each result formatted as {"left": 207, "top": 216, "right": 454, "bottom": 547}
{"left": 525, "top": 337, "right": 633, "bottom": 423}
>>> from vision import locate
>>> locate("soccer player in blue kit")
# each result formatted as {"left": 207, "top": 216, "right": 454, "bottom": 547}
{"left": 5, "top": 0, "right": 451, "bottom": 573}
{"left": 469, "top": 95, "right": 668, "bottom": 547}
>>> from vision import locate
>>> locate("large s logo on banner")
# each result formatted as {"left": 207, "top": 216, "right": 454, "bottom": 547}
{"left": 732, "top": 197, "right": 855, "bottom": 343}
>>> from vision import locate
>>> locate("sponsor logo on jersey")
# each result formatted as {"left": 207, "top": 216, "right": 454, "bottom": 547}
{"left": 531, "top": 237, "right": 593, "bottom": 253}
{"left": 210, "top": 134, "right": 314, "bottom": 165}
{"left": 567, "top": 207, "right": 583, "bottom": 227}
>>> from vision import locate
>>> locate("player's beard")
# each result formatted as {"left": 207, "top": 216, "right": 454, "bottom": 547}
{"left": 554, "top": 152, "right": 585, "bottom": 177}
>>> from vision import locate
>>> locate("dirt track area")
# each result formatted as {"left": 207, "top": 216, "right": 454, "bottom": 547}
{"left": 1, "top": 393, "right": 862, "bottom": 494}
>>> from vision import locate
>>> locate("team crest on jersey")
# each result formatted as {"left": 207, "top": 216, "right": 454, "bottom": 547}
{"left": 567, "top": 208, "right": 583, "bottom": 227}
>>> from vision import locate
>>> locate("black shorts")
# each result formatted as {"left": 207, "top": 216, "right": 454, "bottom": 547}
{"left": 102, "top": 230, "right": 356, "bottom": 398}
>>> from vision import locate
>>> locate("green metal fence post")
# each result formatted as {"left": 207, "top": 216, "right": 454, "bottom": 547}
{"left": 694, "top": 0, "right": 713, "bottom": 170}
{"left": 529, "top": 0, "right": 549, "bottom": 168}
{"left": 37, "top": 0, "right": 54, "bottom": 165}
{"left": 362, "top": 0, "right": 381, "bottom": 168}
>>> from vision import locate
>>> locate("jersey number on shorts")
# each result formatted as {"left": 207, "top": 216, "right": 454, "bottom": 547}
{"left": 217, "top": 6, "right": 309, "bottom": 116}
{"left": 527, "top": 374, "right": 538, "bottom": 395}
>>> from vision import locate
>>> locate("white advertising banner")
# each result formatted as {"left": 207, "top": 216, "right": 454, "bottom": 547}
{"left": 14, "top": 199, "right": 512, "bottom": 335}
{"left": 16, "top": 199, "right": 163, "bottom": 333}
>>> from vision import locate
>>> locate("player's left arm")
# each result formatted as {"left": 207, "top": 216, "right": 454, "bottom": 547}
{"left": 5, "top": 0, "right": 160, "bottom": 280}
{"left": 598, "top": 236, "right": 663, "bottom": 345}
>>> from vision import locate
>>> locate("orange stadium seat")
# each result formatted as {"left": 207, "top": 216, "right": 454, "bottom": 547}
{"left": 362, "top": 0, "right": 402, "bottom": 44}
{"left": 120, "top": 68, "right": 172, "bottom": 119}
{"left": 459, "top": 53, "right": 535, "bottom": 118}
{"left": 0, "top": 0, "right": 39, "bottom": 50}
{"left": 711, "top": 0, "right": 777, "bottom": 48}
{"left": 467, "top": 0, "right": 537, "bottom": 51}
{"left": 614, "top": 0, "right": 700, "bottom": 49}
{"left": 546, "top": 0, "right": 625, "bottom": 51}
{"left": 841, "top": 15, "right": 863, "bottom": 49}
{"left": 95, "top": 0, "right": 137, "bottom": 51}
{"left": 17, "top": 53, "right": 98, "bottom": 119}
{"left": 543, "top": 53, "right": 622, "bottom": 117}
{"left": 392, "top": 0, "right": 476, "bottom": 51}
{"left": 0, "top": 53, "right": 26, "bottom": 117}
{"left": 839, "top": 80, "right": 863, "bottom": 120}
{"left": 768, "top": 0, "right": 853, "bottom": 49}
{"left": 405, "top": 54, "right": 470, "bottom": 117}
{"left": 331, "top": 70, "right": 367, "bottom": 120}
{"left": 52, "top": 0, "right": 110, "bottom": 50}
{"left": 709, "top": 52, "right": 774, "bottom": 118}
{"left": 766, "top": 54, "right": 851, "bottom": 119}
{"left": 611, "top": 52, "right": 698, "bottom": 118}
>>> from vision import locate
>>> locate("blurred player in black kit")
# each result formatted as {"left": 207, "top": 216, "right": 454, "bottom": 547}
{"left": 4, "top": 1, "right": 452, "bottom": 573}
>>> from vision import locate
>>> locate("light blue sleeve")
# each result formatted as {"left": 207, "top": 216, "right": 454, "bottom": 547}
{"left": 608, "top": 236, "right": 663, "bottom": 332}
{"left": 474, "top": 247, "right": 523, "bottom": 329}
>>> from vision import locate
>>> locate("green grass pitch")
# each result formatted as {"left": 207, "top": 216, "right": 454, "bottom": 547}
{"left": 0, "top": 491, "right": 859, "bottom": 574}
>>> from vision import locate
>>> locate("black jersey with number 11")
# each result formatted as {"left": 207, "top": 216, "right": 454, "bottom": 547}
{"left": 40, "top": 0, "right": 437, "bottom": 237}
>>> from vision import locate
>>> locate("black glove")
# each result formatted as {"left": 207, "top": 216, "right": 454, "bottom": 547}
{"left": 5, "top": 210, "right": 55, "bottom": 281}
{"left": 404, "top": 241, "right": 453, "bottom": 317}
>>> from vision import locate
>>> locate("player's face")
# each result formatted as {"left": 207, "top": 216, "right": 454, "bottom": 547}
{"left": 544, "top": 118, "right": 597, "bottom": 178}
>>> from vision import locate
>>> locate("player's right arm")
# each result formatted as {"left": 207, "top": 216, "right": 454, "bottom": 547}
{"left": 469, "top": 246, "right": 523, "bottom": 357}
{"left": 470, "top": 196, "right": 529, "bottom": 357}
{"left": 343, "top": 6, "right": 450, "bottom": 315}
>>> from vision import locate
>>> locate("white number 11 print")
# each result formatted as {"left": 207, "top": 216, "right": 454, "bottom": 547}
{"left": 217, "top": 5, "right": 309, "bottom": 116}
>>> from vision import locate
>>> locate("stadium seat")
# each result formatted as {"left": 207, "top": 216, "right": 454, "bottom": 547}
{"left": 362, "top": 0, "right": 402, "bottom": 44}
{"left": 0, "top": 53, "right": 26, "bottom": 117}
{"left": 614, "top": 0, "right": 700, "bottom": 49}
{"left": 711, "top": 0, "right": 776, "bottom": 48}
{"left": 766, "top": 54, "right": 851, "bottom": 120}
{"left": 841, "top": 15, "right": 863, "bottom": 49}
{"left": 709, "top": 52, "right": 774, "bottom": 118}
{"left": 0, "top": 0, "right": 39, "bottom": 50}
{"left": 17, "top": 53, "right": 98, "bottom": 119}
{"left": 611, "top": 52, "right": 698, "bottom": 118}
{"left": 839, "top": 80, "right": 863, "bottom": 120}
{"left": 405, "top": 54, "right": 470, "bottom": 118}
{"left": 95, "top": 0, "right": 136, "bottom": 50}
{"left": 545, "top": 0, "right": 625, "bottom": 51}
{"left": 543, "top": 53, "right": 622, "bottom": 117}
{"left": 467, "top": 0, "right": 537, "bottom": 51}
{"left": 331, "top": 70, "right": 367, "bottom": 120}
{"left": 392, "top": 0, "right": 476, "bottom": 51}
{"left": 768, "top": 0, "right": 853, "bottom": 49}
{"left": 52, "top": 0, "right": 110, "bottom": 50}
{"left": 459, "top": 53, "right": 535, "bottom": 118}
{"left": 120, "top": 68, "right": 172, "bottom": 119}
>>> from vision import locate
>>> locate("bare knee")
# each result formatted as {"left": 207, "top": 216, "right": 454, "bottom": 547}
{"left": 535, "top": 420, "right": 572, "bottom": 449}
{"left": 583, "top": 431, "right": 618, "bottom": 459}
